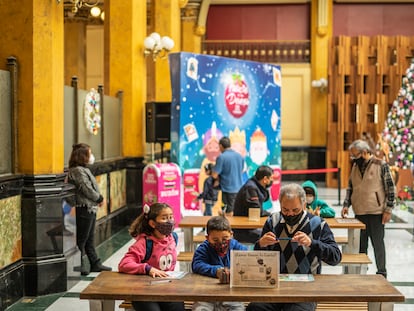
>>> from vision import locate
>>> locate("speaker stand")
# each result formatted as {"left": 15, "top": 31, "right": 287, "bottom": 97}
{"left": 160, "top": 142, "right": 164, "bottom": 161}
{"left": 151, "top": 143, "right": 155, "bottom": 162}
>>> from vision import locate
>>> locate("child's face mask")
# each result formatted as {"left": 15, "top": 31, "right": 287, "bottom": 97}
{"left": 306, "top": 195, "right": 314, "bottom": 204}
{"left": 155, "top": 221, "right": 175, "bottom": 236}
{"left": 210, "top": 240, "right": 230, "bottom": 257}
{"left": 207, "top": 230, "right": 232, "bottom": 257}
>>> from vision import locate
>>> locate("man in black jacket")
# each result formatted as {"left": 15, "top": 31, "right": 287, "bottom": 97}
{"left": 233, "top": 165, "right": 273, "bottom": 244}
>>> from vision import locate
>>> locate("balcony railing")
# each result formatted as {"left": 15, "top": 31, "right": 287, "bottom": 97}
{"left": 202, "top": 40, "right": 310, "bottom": 63}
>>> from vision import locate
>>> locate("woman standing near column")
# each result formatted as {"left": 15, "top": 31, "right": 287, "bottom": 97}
{"left": 68, "top": 143, "right": 112, "bottom": 275}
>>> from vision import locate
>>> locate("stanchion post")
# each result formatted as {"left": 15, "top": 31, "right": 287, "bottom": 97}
{"left": 337, "top": 167, "right": 341, "bottom": 206}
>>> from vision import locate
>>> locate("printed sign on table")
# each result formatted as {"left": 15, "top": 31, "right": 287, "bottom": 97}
{"left": 230, "top": 250, "right": 280, "bottom": 288}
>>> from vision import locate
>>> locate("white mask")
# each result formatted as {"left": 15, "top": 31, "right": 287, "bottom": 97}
{"left": 88, "top": 153, "right": 95, "bottom": 165}
{"left": 306, "top": 196, "right": 314, "bottom": 204}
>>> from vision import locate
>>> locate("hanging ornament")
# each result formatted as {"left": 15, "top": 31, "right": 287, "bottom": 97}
{"left": 84, "top": 88, "right": 101, "bottom": 135}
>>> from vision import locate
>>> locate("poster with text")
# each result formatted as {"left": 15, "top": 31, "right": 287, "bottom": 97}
{"left": 169, "top": 52, "right": 282, "bottom": 211}
{"left": 230, "top": 250, "right": 280, "bottom": 288}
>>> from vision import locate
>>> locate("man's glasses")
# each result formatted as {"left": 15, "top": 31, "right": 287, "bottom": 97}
{"left": 350, "top": 152, "right": 361, "bottom": 160}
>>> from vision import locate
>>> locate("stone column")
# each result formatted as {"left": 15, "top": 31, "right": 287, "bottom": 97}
{"left": 104, "top": 0, "right": 146, "bottom": 157}
{"left": 64, "top": 22, "right": 87, "bottom": 89}
{"left": 153, "top": 0, "right": 181, "bottom": 102}
{"left": 310, "top": 0, "right": 333, "bottom": 146}
{"left": 0, "top": 0, "right": 68, "bottom": 296}
{"left": 181, "top": 1, "right": 203, "bottom": 54}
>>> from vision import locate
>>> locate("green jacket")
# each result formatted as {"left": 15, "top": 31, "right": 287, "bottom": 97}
{"left": 301, "top": 180, "right": 335, "bottom": 218}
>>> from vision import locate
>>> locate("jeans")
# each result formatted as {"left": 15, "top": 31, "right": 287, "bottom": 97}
{"left": 204, "top": 203, "right": 213, "bottom": 216}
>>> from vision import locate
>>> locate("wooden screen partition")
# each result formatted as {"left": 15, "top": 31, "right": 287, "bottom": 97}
{"left": 327, "top": 35, "right": 414, "bottom": 188}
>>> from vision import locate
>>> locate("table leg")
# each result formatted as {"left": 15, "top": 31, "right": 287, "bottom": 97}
{"left": 343, "top": 228, "right": 361, "bottom": 274}
{"left": 183, "top": 227, "right": 194, "bottom": 252}
{"left": 368, "top": 302, "right": 394, "bottom": 311}
{"left": 89, "top": 299, "right": 115, "bottom": 311}
{"left": 346, "top": 228, "right": 360, "bottom": 254}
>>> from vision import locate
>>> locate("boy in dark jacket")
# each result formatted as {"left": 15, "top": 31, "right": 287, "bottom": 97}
{"left": 192, "top": 216, "right": 247, "bottom": 311}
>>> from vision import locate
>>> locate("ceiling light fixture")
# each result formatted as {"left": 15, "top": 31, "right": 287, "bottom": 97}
{"left": 69, "top": 0, "right": 100, "bottom": 14}
{"left": 311, "top": 78, "right": 328, "bottom": 93}
{"left": 144, "top": 32, "right": 175, "bottom": 62}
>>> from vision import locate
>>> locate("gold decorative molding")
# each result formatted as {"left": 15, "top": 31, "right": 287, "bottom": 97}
{"left": 203, "top": 40, "right": 311, "bottom": 63}
{"left": 317, "top": 0, "right": 328, "bottom": 37}
{"left": 211, "top": 0, "right": 309, "bottom": 3}
{"left": 194, "top": 25, "right": 206, "bottom": 36}
{"left": 179, "top": 0, "right": 189, "bottom": 8}
{"left": 335, "top": 0, "right": 414, "bottom": 2}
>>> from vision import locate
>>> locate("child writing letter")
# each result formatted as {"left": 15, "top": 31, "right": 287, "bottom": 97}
{"left": 118, "top": 203, "right": 185, "bottom": 311}
{"left": 191, "top": 216, "right": 247, "bottom": 311}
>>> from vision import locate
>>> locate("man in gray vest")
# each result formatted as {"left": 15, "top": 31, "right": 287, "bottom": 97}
{"left": 341, "top": 139, "right": 395, "bottom": 278}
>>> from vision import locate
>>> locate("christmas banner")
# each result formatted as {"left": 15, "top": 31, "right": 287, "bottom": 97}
{"left": 169, "top": 52, "right": 282, "bottom": 211}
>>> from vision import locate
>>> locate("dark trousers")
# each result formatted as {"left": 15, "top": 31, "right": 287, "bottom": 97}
{"left": 247, "top": 302, "right": 316, "bottom": 311}
{"left": 233, "top": 228, "right": 262, "bottom": 244}
{"left": 355, "top": 214, "right": 386, "bottom": 275}
{"left": 132, "top": 301, "right": 185, "bottom": 311}
{"left": 76, "top": 206, "right": 99, "bottom": 265}
{"left": 222, "top": 192, "right": 237, "bottom": 213}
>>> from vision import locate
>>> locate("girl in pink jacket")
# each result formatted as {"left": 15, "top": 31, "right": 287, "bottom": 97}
{"left": 118, "top": 202, "right": 184, "bottom": 311}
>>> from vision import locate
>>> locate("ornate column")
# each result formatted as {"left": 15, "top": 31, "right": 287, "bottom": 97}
{"left": 310, "top": 0, "right": 333, "bottom": 146}
{"left": 104, "top": 0, "right": 146, "bottom": 157}
{"left": 0, "top": 0, "right": 68, "bottom": 297}
{"left": 181, "top": 1, "right": 203, "bottom": 54}
{"left": 64, "top": 21, "right": 87, "bottom": 89}
{"left": 152, "top": 0, "right": 181, "bottom": 102}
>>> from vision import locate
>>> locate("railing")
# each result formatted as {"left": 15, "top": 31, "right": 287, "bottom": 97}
{"left": 202, "top": 40, "right": 311, "bottom": 63}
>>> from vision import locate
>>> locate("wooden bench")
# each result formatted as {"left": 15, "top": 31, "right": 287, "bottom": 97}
{"left": 316, "top": 302, "right": 368, "bottom": 310}
{"left": 193, "top": 234, "right": 206, "bottom": 244}
{"left": 177, "top": 251, "right": 194, "bottom": 262}
{"left": 339, "top": 253, "right": 372, "bottom": 274}
{"left": 119, "top": 301, "right": 368, "bottom": 311}
{"left": 119, "top": 300, "right": 194, "bottom": 310}
{"left": 335, "top": 236, "right": 348, "bottom": 244}
{"left": 195, "top": 235, "right": 347, "bottom": 246}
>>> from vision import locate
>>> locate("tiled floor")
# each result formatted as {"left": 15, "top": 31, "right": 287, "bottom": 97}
{"left": 6, "top": 186, "right": 414, "bottom": 311}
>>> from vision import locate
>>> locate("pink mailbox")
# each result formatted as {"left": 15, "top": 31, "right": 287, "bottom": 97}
{"left": 142, "top": 163, "right": 182, "bottom": 226}
{"left": 183, "top": 168, "right": 202, "bottom": 213}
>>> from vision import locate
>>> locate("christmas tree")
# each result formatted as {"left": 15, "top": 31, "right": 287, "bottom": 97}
{"left": 380, "top": 58, "right": 414, "bottom": 169}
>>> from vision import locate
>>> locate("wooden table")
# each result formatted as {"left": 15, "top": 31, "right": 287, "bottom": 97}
{"left": 179, "top": 216, "right": 267, "bottom": 251}
{"left": 179, "top": 216, "right": 365, "bottom": 254}
{"left": 325, "top": 218, "right": 365, "bottom": 254}
{"left": 80, "top": 271, "right": 404, "bottom": 311}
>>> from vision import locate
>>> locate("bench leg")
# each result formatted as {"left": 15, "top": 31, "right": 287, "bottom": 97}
{"left": 368, "top": 302, "right": 394, "bottom": 311}
{"left": 346, "top": 228, "right": 360, "bottom": 254}
{"left": 343, "top": 264, "right": 368, "bottom": 274}
{"left": 184, "top": 228, "right": 193, "bottom": 252}
{"left": 89, "top": 299, "right": 115, "bottom": 311}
